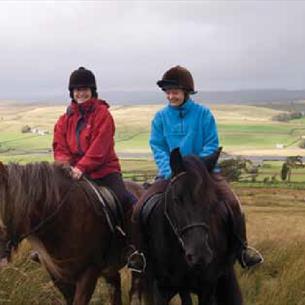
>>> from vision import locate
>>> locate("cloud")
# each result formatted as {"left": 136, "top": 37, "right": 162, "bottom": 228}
{"left": 0, "top": 1, "right": 305, "bottom": 100}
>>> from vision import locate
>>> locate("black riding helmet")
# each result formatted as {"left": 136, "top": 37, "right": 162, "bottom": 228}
{"left": 69, "top": 67, "right": 98, "bottom": 98}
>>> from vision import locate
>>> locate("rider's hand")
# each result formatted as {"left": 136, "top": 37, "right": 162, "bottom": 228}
{"left": 70, "top": 167, "right": 83, "bottom": 180}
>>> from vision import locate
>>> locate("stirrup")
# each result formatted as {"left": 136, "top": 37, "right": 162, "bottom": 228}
{"left": 127, "top": 250, "right": 146, "bottom": 273}
{"left": 240, "top": 246, "right": 264, "bottom": 268}
{"left": 29, "top": 251, "right": 41, "bottom": 264}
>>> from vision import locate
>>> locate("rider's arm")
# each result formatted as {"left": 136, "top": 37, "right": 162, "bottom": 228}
{"left": 198, "top": 108, "right": 219, "bottom": 159}
{"left": 150, "top": 112, "right": 172, "bottom": 179}
{"left": 75, "top": 107, "right": 115, "bottom": 174}
{"left": 53, "top": 115, "right": 72, "bottom": 164}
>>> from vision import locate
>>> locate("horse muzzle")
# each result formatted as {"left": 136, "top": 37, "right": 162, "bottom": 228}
{"left": 184, "top": 243, "right": 213, "bottom": 269}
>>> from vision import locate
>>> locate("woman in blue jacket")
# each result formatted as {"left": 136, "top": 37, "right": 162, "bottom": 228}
{"left": 150, "top": 66, "right": 263, "bottom": 269}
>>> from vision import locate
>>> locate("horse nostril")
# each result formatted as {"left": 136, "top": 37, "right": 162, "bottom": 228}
{"left": 185, "top": 253, "right": 193, "bottom": 265}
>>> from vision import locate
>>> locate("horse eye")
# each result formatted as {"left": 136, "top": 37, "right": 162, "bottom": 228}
{"left": 174, "top": 196, "right": 183, "bottom": 204}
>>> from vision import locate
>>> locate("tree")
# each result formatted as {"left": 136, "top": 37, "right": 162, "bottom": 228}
{"left": 21, "top": 125, "right": 31, "bottom": 133}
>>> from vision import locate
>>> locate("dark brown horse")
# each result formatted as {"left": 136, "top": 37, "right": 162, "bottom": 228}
{"left": 129, "top": 148, "right": 243, "bottom": 305}
{"left": 0, "top": 161, "right": 134, "bottom": 305}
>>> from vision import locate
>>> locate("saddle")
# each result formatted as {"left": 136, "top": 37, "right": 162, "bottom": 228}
{"left": 98, "top": 186, "right": 125, "bottom": 230}
{"left": 83, "top": 177, "right": 125, "bottom": 236}
{"left": 133, "top": 179, "right": 169, "bottom": 223}
{"left": 140, "top": 193, "right": 163, "bottom": 226}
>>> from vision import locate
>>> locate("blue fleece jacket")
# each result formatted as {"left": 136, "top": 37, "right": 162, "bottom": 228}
{"left": 150, "top": 99, "right": 219, "bottom": 179}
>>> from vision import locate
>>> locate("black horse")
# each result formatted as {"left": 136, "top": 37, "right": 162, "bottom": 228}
{"left": 137, "top": 148, "right": 243, "bottom": 305}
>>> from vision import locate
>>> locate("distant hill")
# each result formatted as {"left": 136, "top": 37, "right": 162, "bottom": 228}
{"left": 1, "top": 89, "right": 305, "bottom": 105}
{"left": 103, "top": 89, "right": 305, "bottom": 105}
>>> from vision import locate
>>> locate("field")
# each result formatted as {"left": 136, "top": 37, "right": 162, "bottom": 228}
{"left": 3, "top": 100, "right": 305, "bottom": 182}
{"left": 0, "top": 101, "right": 304, "bottom": 304}
{"left": 1, "top": 101, "right": 305, "bottom": 163}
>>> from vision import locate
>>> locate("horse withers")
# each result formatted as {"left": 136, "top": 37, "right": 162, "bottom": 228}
{"left": 131, "top": 148, "right": 243, "bottom": 305}
{"left": 0, "top": 162, "right": 134, "bottom": 305}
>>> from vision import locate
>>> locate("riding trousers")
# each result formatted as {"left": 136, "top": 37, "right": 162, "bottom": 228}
{"left": 93, "top": 172, "right": 137, "bottom": 214}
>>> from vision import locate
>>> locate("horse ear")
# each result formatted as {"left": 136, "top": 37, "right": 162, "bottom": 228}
{"left": 0, "top": 161, "right": 8, "bottom": 183}
{"left": 170, "top": 148, "right": 185, "bottom": 176}
{"left": 202, "top": 147, "right": 222, "bottom": 172}
{"left": 0, "top": 162, "right": 5, "bottom": 172}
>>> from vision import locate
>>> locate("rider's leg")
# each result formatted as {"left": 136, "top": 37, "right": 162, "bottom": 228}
{"left": 128, "top": 178, "right": 169, "bottom": 273}
{"left": 213, "top": 174, "right": 263, "bottom": 268}
{"left": 93, "top": 173, "right": 146, "bottom": 273}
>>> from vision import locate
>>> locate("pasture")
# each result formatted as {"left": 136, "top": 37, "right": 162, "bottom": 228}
{"left": 1, "top": 101, "right": 305, "bottom": 162}
{"left": 0, "top": 101, "right": 304, "bottom": 304}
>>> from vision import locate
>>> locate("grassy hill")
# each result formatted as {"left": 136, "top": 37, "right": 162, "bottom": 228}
{"left": 0, "top": 101, "right": 305, "bottom": 164}
{"left": 0, "top": 101, "right": 304, "bottom": 304}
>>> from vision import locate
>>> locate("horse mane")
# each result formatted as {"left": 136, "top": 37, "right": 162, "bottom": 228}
{"left": 0, "top": 161, "right": 109, "bottom": 281}
{"left": 0, "top": 162, "right": 72, "bottom": 234}
{"left": 183, "top": 155, "right": 221, "bottom": 206}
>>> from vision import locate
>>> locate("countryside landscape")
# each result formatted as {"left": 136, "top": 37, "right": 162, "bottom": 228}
{"left": 0, "top": 99, "right": 304, "bottom": 304}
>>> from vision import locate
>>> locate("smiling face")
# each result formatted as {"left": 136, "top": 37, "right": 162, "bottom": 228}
{"left": 72, "top": 87, "right": 92, "bottom": 103}
{"left": 165, "top": 88, "right": 185, "bottom": 107}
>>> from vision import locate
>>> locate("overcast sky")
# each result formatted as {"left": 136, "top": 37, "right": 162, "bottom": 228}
{"left": 1, "top": 1, "right": 305, "bottom": 101}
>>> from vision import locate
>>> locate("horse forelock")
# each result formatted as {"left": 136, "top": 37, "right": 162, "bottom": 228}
{"left": 0, "top": 162, "right": 70, "bottom": 235}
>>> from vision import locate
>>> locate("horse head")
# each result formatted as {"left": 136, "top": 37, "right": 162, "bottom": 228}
{"left": 165, "top": 147, "right": 221, "bottom": 269}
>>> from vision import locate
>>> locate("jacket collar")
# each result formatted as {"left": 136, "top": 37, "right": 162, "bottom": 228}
{"left": 168, "top": 98, "right": 194, "bottom": 113}
{"left": 69, "top": 98, "right": 97, "bottom": 115}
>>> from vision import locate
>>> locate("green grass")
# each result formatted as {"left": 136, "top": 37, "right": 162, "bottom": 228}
{"left": 218, "top": 123, "right": 294, "bottom": 134}
{"left": 220, "top": 133, "right": 294, "bottom": 149}
{"left": 237, "top": 240, "right": 305, "bottom": 305}
{"left": 1, "top": 102, "right": 305, "bottom": 159}
{"left": 115, "top": 132, "right": 150, "bottom": 152}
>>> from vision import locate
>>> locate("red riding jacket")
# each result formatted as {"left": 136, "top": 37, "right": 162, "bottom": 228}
{"left": 53, "top": 98, "right": 121, "bottom": 179}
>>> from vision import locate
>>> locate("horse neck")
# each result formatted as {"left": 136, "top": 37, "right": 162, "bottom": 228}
{"left": 150, "top": 197, "right": 182, "bottom": 253}
{"left": 3, "top": 164, "right": 61, "bottom": 239}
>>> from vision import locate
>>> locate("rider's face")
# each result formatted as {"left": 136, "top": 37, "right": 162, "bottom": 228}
{"left": 73, "top": 87, "right": 92, "bottom": 103}
{"left": 165, "top": 89, "right": 185, "bottom": 107}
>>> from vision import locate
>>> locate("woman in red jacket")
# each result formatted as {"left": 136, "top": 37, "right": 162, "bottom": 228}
{"left": 31, "top": 67, "right": 140, "bottom": 265}
{"left": 53, "top": 66, "right": 134, "bottom": 214}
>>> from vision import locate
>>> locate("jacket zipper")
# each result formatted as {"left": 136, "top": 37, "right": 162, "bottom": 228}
{"left": 179, "top": 110, "right": 184, "bottom": 133}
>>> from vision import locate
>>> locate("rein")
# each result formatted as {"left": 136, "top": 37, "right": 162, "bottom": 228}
{"left": 4, "top": 184, "right": 75, "bottom": 257}
{"left": 164, "top": 171, "right": 209, "bottom": 251}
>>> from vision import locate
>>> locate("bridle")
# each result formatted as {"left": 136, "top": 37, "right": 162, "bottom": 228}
{"left": 164, "top": 171, "right": 209, "bottom": 252}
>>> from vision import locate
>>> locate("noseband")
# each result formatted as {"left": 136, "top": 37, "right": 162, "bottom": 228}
{"left": 164, "top": 172, "right": 209, "bottom": 251}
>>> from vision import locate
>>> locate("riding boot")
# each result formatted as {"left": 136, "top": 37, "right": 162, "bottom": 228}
{"left": 235, "top": 213, "right": 264, "bottom": 268}
{"left": 120, "top": 192, "right": 146, "bottom": 273}
{"left": 126, "top": 178, "right": 168, "bottom": 273}
{"left": 126, "top": 221, "right": 146, "bottom": 273}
